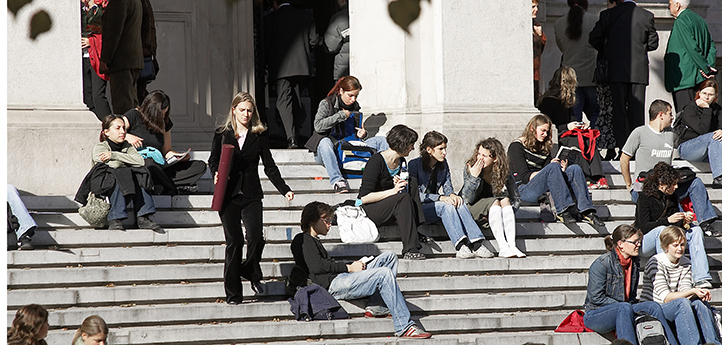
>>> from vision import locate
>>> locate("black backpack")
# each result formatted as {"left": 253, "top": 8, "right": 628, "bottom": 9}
{"left": 672, "top": 111, "right": 687, "bottom": 148}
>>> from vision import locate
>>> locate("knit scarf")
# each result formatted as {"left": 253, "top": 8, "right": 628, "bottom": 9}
{"left": 615, "top": 247, "right": 633, "bottom": 301}
{"left": 106, "top": 138, "right": 124, "bottom": 152}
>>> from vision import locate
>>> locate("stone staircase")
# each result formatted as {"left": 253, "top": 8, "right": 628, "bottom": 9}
{"left": 7, "top": 150, "right": 722, "bottom": 345}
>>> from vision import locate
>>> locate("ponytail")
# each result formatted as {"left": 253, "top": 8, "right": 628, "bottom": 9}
{"left": 565, "top": 0, "right": 588, "bottom": 41}
{"left": 604, "top": 224, "right": 641, "bottom": 252}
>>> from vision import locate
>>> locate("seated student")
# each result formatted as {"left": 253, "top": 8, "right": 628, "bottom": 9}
{"left": 621, "top": 99, "right": 718, "bottom": 235}
{"left": 537, "top": 66, "right": 607, "bottom": 189}
{"left": 7, "top": 184, "right": 37, "bottom": 250}
{"left": 676, "top": 80, "right": 722, "bottom": 189}
{"left": 291, "top": 201, "right": 432, "bottom": 339}
{"left": 356, "top": 124, "right": 427, "bottom": 260}
{"left": 81, "top": 115, "right": 162, "bottom": 232}
{"left": 123, "top": 90, "right": 207, "bottom": 195}
{"left": 635, "top": 162, "right": 712, "bottom": 288}
{"left": 8, "top": 304, "right": 49, "bottom": 345}
{"left": 641, "top": 226, "right": 721, "bottom": 345}
{"left": 71, "top": 315, "right": 108, "bottom": 345}
{"left": 305, "top": 76, "right": 389, "bottom": 193}
{"left": 583, "top": 224, "right": 678, "bottom": 345}
{"left": 408, "top": 131, "right": 494, "bottom": 259}
{"left": 459, "top": 137, "right": 525, "bottom": 258}
{"left": 508, "top": 114, "right": 604, "bottom": 226}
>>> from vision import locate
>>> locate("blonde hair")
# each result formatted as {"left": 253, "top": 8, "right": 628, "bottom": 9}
{"left": 520, "top": 114, "right": 554, "bottom": 155}
{"left": 71, "top": 315, "right": 108, "bottom": 345}
{"left": 466, "top": 138, "right": 509, "bottom": 196}
{"left": 539, "top": 66, "right": 577, "bottom": 108}
{"left": 659, "top": 226, "right": 687, "bottom": 250}
{"left": 218, "top": 92, "right": 266, "bottom": 136}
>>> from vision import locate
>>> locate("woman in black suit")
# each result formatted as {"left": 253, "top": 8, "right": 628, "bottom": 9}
{"left": 208, "top": 92, "right": 294, "bottom": 304}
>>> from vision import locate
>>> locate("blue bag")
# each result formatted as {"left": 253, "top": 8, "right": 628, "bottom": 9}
{"left": 137, "top": 147, "right": 165, "bottom": 165}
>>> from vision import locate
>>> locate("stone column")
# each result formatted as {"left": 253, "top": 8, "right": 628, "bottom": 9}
{"left": 7, "top": 0, "right": 100, "bottom": 195}
{"left": 350, "top": 0, "right": 539, "bottom": 186}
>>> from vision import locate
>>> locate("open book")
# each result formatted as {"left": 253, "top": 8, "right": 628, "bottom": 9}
{"left": 165, "top": 149, "right": 191, "bottom": 166}
{"left": 555, "top": 145, "right": 582, "bottom": 165}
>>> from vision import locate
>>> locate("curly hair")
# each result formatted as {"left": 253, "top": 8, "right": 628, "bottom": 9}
{"left": 419, "top": 131, "right": 448, "bottom": 171}
{"left": 8, "top": 304, "right": 48, "bottom": 345}
{"left": 520, "top": 114, "right": 554, "bottom": 155}
{"left": 539, "top": 66, "right": 577, "bottom": 109}
{"left": 642, "top": 162, "right": 680, "bottom": 196}
{"left": 466, "top": 138, "right": 509, "bottom": 196}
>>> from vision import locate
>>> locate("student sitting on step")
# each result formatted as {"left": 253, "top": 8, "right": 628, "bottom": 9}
{"left": 620, "top": 99, "right": 718, "bottom": 236}
{"left": 507, "top": 114, "right": 604, "bottom": 226}
{"left": 71, "top": 315, "right": 108, "bottom": 345}
{"left": 291, "top": 201, "right": 432, "bottom": 339}
{"left": 635, "top": 162, "right": 713, "bottom": 289}
{"left": 640, "top": 225, "right": 721, "bottom": 345}
{"left": 355, "top": 124, "right": 427, "bottom": 260}
{"left": 459, "top": 137, "right": 525, "bottom": 258}
{"left": 8, "top": 304, "right": 49, "bottom": 345}
{"left": 583, "top": 224, "right": 678, "bottom": 345}
{"left": 408, "top": 131, "right": 494, "bottom": 259}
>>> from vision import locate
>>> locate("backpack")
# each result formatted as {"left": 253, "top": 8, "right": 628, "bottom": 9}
{"left": 335, "top": 137, "right": 377, "bottom": 178}
{"left": 335, "top": 205, "right": 379, "bottom": 243}
{"left": 672, "top": 111, "right": 686, "bottom": 148}
{"left": 634, "top": 312, "right": 670, "bottom": 345}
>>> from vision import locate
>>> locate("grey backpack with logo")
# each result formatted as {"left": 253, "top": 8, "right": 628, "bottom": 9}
{"left": 635, "top": 312, "right": 670, "bottom": 345}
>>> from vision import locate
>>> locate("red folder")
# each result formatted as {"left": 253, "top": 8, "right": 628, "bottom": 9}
{"left": 211, "top": 144, "right": 234, "bottom": 211}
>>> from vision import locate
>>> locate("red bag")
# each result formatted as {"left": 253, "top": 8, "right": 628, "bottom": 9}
{"left": 560, "top": 128, "right": 600, "bottom": 161}
{"left": 555, "top": 309, "right": 594, "bottom": 332}
{"left": 679, "top": 196, "right": 697, "bottom": 222}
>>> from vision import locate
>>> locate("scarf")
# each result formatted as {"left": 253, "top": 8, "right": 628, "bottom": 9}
{"left": 615, "top": 247, "right": 633, "bottom": 301}
{"left": 106, "top": 138, "right": 124, "bottom": 152}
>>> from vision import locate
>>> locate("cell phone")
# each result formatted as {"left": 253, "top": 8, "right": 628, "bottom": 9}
{"left": 359, "top": 256, "right": 374, "bottom": 264}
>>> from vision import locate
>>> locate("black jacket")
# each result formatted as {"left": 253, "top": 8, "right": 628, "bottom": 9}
{"left": 75, "top": 163, "right": 153, "bottom": 205}
{"left": 537, "top": 96, "right": 575, "bottom": 136}
{"left": 677, "top": 102, "right": 722, "bottom": 146}
{"left": 264, "top": 4, "right": 320, "bottom": 80}
{"left": 635, "top": 190, "right": 683, "bottom": 234}
{"left": 101, "top": 0, "right": 143, "bottom": 72}
{"left": 288, "top": 283, "right": 349, "bottom": 321}
{"left": 208, "top": 129, "right": 291, "bottom": 209}
{"left": 357, "top": 154, "right": 425, "bottom": 224}
{"left": 291, "top": 233, "right": 349, "bottom": 290}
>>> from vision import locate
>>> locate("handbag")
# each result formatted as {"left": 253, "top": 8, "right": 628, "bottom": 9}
{"left": 78, "top": 192, "right": 111, "bottom": 228}
{"left": 335, "top": 205, "right": 379, "bottom": 243}
{"left": 593, "top": 57, "right": 609, "bottom": 84}
{"left": 138, "top": 56, "right": 157, "bottom": 82}
{"left": 554, "top": 309, "right": 593, "bottom": 332}
{"left": 137, "top": 146, "right": 165, "bottom": 165}
{"left": 560, "top": 128, "right": 601, "bottom": 161}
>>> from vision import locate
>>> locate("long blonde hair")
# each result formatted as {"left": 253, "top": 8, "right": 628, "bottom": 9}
{"left": 521, "top": 114, "right": 554, "bottom": 154}
{"left": 71, "top": 315, "right": 108, "bottom": 345}
{"left": 218, "top": 92, "right": 266, "bottom": 136}
{"left": 466, "top": 137, "right": 509, "bottom": 195}
{"left": 539, "top": 66, "right": 577, "bottom": 108}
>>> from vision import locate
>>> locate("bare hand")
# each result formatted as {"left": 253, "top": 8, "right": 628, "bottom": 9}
{"left": 693, "top": 288, "right": 711, "bottom": 302}
{"left": 668, "top": 212, "right": 685, "bottom": 224}
{"left": 342, "top": 109, "right": 351, "bottom": 118}
{"left": 713, "top": 129, "right": 722, "bottom": 141}
{"left": 126, "top": 134, "right": 144, "bottom": 148}
{"left": 468, "top": 158, "right": 484, "bottom": 178}
{"left": 81, "top": 37, "right": 90, "bottom": 49}
{"left": 683, "top": 212, "right": 694, "bottom": 225}
{"left": 696, "top": 98, "right": 710, "bottom": 108}
{"left": 99, "top": 61, "right": 109, "bottom": 74}
{"left": 98, "top": 151, "right": 112, "bottom": 162}
{"left": 347, "top": 261, "right": 365, "bottom": 272}
{"left": 392, "top": 176, "right": 408, "bottom": 193}
{"left": 213, "top": 172, "right": 218, "bottom": 185}
{"left": 441, "top": 194, "right": 463, "bottom": 207}
{"left": 533, "top": 25, "right": 543, "bottom": 36}
{"left": 701, "top": 68, "right": 717, "bottom": 79}
{"left": 355, "top": 127, "right": 366, "bottom": 139}
{"left": 285, "top": 191, "right": 295, "bottom": 201}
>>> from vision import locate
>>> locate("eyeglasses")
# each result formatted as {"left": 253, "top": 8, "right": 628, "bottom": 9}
{"left": 624, "top": 239, "right": 641, "bottom": 246}
{"left": 321, "top": 217, "right": 333, "bottom": 225}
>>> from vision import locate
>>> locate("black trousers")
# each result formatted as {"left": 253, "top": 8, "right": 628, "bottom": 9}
{"left": 558, "top": 136, "right": 605, "bottom": 181}
{"left": 82, "top": 57, "right": 111, "bottom": 121}
{"left": 109, "top": 68, "right": 140, "bottom": 115}
{"left": 274, "top": 77, "right": 307, "bottom": 140}
{"left": 609, "top": 82, "right": 646, "bottom": 149}
{"left": 672, "top": 87, "right": 697, "bottom": 114}
{"left": 362, "top": 192, "right": 422, "bottom": 254}
{"left": 144, "top": 158, "right": 207, "bottom": 195}
{"left": 219, "top": 196, "right": 264, "bottom": 303}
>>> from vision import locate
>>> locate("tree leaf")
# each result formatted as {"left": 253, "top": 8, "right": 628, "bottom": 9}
{"left": 29, "top": 9, "right": 52, "bottom": 40}
{"left": 7, "top": 0, "right": 32, "bottom": 16}
{"left": 388, "top": 0, "right": 421, "bottom": 34}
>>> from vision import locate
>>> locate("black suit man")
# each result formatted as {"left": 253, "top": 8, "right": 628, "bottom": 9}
{"left": 590, "top": 0, "right": 658, "bottom": 154}
{"left": 264, "top": 1, "right": 320, "bottom": 148}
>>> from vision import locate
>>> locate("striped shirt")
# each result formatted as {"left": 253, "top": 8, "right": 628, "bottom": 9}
{"left": 507, "top": 140, "right": 552, "bottom": 185}
{"left": 640, "top": 252, "right": 693, "bottom": 303}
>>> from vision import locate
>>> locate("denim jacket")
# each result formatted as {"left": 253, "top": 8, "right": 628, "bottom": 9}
{"left": 458, "top": 168, "right": 521, "bottom": 211}
{"left": 407, "top": 157, "right": 454, "bottom": 202}
{"left": 583, "top": 250, "right": 640, "bottom": 311}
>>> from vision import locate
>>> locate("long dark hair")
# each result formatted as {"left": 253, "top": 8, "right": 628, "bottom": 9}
{"left": 8, "top": 304, "right": 48, "bottom": 345}
{"left": 138, "top": 90, "right": 171, "bottom": 133}
{"left": 99, "top": 114, "right": 125, "bottom": 142}
{"left": 419, "top": 131, "right": 448, "bottom": 171}
{"left": 604, "top": 224, "right": 641, "bottom": 252}
{"left": 642, "top": 162, "right": 680, "bottom": 196}
{"left": 565, "top": 0, "right": 588, "bottom": 41}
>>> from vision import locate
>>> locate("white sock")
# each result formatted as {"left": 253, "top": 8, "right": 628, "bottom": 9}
{"left": 502, "top": 206, "right": 517, "bottom": 248}
{"left": 488, "top": 205, "right": 507, "bottom": 250}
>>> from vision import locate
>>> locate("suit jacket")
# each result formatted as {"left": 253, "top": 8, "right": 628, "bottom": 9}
{"left": 208, "top": 128, "right": 291, "bottom": 209}
{"left": 589, "top": 2, "right": 658, "bottom": 85}
{"left": 101, "top": 0, "right": 143, "bottom": 72}
{"left": 264, "top": 4, "right": 320, "bottom": 81}
{"left": 664, "top": 9, "right": 717, "bottom": 92}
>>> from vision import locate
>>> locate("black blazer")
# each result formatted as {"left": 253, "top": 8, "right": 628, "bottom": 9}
{"left": 208, "top": 129, "right": 291, "bottom": 208}
{"left": 264, "top": 5, "right": 320, "bottom": 81}
{"left": 635, "top": 190, "right": 683, "bottom": 234}
{"left": 101, "top": 0, "right": 143, "bottom": 72}
{"left": 589, "top": 2, "right": 658, "bottom": 85}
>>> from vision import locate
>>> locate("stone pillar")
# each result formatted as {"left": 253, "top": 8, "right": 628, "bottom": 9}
{"left": 351, "top": 0, "right": 539, "bottom": 186}
{"left": 7, "top": 0, "right": 100, "bottom": 195}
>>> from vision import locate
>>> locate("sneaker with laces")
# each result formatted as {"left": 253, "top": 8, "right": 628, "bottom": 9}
{"left": 108, "top": 219, "right": 125, "bottom": 231}
{"left": 581, "top": 211, "right": 605, "bottom": 227}
{"left": 333, "top": 180, "right": 350, "bottom": 194}
{"left": 474, "top": 244, "right": 494, "bottom": 258}
{"left": 589, "top": 177, "right": 609, "bottom": 190}
{"left": 555, "top": 210, "right": 577, "bottom": 224}
{"left": 456, "top": 245, "right": 474, "bottom": 259}
{"left": 364, "top": 306, "right": 390, "bottom": 318}
{"left": 399, "top": 324, "right": 431, "bottom": 339}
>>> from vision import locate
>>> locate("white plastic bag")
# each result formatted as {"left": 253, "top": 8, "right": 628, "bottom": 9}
{"left": 335, "top": 206, "right": 379, "bottom": 243}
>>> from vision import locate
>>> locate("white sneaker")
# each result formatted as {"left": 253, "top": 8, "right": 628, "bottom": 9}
{"left": 497, "top": 247, "right": 516, "bottom": 258}
{"left": 456, "top": 245, "right": 475, "bottom": 259}
{"left": 511, "top": 246, "right": 527, "bottom": 258}
{"left": 474, "top": 245, "right": 494, "bottom": 258}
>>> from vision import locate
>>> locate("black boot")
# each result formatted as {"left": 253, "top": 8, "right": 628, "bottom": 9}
{"left": 287, "top": 137, "right": 298, "bottom": 149}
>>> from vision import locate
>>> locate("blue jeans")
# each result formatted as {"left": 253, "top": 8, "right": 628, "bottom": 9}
{"left": 7, "top": 184, "right": 37, "bottom": 238}
{"left": 678, "top": 132, "right": 722, "bottom": 178}
{"left": 422, "top": 201, "right": 485, "bottom": 247}
{"left": 108, "top": 183, "right": 156, "bottom": 221}
{"left": 662, "top": 298, "right": 721, "bottom": 345}
{"left": 573, "top": 86, "right": 600, "bottom": 127}
{"left": 328, "top": 251, "right": 414, "bottom": 335}
{"left": 630, "top": 177, "right": 717, "bottom": 224}
{"left": 518, "top": 163, "right": 594, "bottom": 213}
{"left": 583, "top": 301, "right": 679, "bottom": 345}
{"left": 641, "top": 225, "right": 711, "bottom": 284}
{"left": 314, "top": 136, "right": 390, "bottom": 185}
